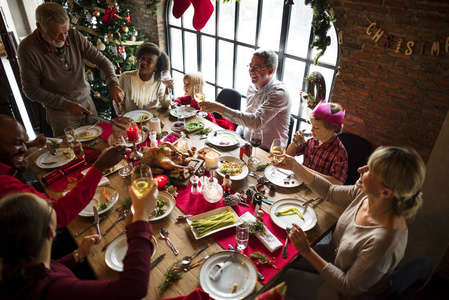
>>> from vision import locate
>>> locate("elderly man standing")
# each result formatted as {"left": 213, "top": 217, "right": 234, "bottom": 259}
{"left": 199, "top": 49, "right": 291, "bottom": 149}
{"left": 17, "top": 2, "right": 124, "bottom": 137}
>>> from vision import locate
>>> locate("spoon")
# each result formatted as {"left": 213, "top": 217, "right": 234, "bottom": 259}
{"left": 160, "top": 228, "right": 179, "bottom": 255}
{"left": 181, "top": 243, "right": 210, "bottom": 265}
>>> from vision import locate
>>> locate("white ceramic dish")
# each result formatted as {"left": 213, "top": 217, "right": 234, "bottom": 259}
{"left": 216, "top": 155, "right": 249, "bottom": 181}
{"left": 123, "top": 110, "right": 153, "bottom": 123}
{"left": 199, "top": 251, "right": 258, "bottom": 299}
{"left": 36, "top": 148, "right": 75, "bottom": 169}
{"left": 105, "top": 235, "right": 157, "bottom": 272}
{"left": 264, "top": 165, "right": 302, "bottom": 188}
{"left": 74, "top": 125, "right": 103, "bottom": 141}
{"left": 130, "top": 191, "right": 175, "bottom": 221}
{"left": 186, "top": 206, "right": 239, "bottom": 240}
{"left": 269, "top": 198, "right": 317, "bottom": 231}
{"left": 78, "top": 187, "right": 119, "bottom": 217}
{"left": 207, "top": 130, "right": 240, "bottom": 147}
{"left": 170, "top": 106, "right": 197, "bottom": 119}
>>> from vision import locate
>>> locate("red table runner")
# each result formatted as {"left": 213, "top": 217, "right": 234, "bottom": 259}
{"left": 175, "top": 184, "right": 298, "bottom": 284}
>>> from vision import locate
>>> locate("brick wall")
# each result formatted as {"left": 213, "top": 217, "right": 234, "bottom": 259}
{"left": 129, "top": 0, "right": 449, "bottom": 161}
{"left": 328, "top": 0, "right": 449, "bottom": 161}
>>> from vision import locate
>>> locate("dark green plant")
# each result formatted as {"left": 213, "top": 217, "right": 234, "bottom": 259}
{"left": 305, "top": 0, "right": 336, "bottom": 65}
{"left": 145, "top": 0, "right": 162, "bottom": 16}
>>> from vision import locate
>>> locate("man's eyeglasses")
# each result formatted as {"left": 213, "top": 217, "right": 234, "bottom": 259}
{"left": 57, "top": 52, "right": 71, "bottom": 71}
{"left": 247, "top": 64, "right": 270, "bottom": 72}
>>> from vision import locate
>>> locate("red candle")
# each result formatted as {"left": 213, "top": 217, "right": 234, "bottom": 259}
{"left": 155, "top": 175, "right": 168, "bottom": 190}
{"left": 126, "top": 126, "right": 139, "bottom": 141}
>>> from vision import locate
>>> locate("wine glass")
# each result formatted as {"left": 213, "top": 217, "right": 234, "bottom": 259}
{"left": 194, "top": 84, "right": 207, "bottom": 118}
{"left": 161, "top": 70, "right": 174, "bottom": 101}
{"left": 131, "top": 164, "right": 154, "bottom": 197}
{"left": 248, "top": 129, "right": 263, "bottom": 165}
{"left": 269, "top": 138, "right": 286, "bottom": 176}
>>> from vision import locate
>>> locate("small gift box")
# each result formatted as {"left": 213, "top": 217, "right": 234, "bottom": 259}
{"left": 239, "top": 143, "right": 252, "bottom": 160}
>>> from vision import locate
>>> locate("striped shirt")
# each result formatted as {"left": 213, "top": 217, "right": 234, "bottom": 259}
{"left": 296, "top": 135, "right": 348, "bottom": 183}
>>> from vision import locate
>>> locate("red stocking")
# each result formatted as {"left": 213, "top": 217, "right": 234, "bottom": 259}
{"left": 191, "top": 0, "right": 214, "bottom": 30}
{"left": 173, "top": 0, "right": 191, "bottom": 19}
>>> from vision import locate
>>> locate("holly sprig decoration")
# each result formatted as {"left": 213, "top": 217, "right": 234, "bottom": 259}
{"left": 250, "top": 252, "right": 279, "bottom": 269}
{"left": 244, "top": 218, "right": 265, "bottom": 235}
{"left": 158, "top": 261, "right": 183, "bottom": 291}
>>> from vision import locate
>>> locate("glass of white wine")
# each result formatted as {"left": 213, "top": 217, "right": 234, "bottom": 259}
{"left": 132, "top": 164, "right": 154, "bottom": 197}
{"left": 269, "top": 138, "right": 286, "bottom": 164}
{"left": 194, "top": 84, "right": 207, "bottom": 118}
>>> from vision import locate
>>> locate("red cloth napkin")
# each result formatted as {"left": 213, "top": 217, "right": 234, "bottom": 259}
{"left": 162, "top": 288, "right": 211, "bottom": 300}
{"left": 174, "top": 184, "right": 298, "bottom": 284}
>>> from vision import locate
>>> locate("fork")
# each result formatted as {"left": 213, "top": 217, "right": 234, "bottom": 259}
{"left": 104, "top": 208, "right": 129, "bottom": 235}
{"left": 282, "top": 227, "right": 291, "bottom": 259}
{"left": 301, "top": 196, "right": 321, "bottom": 207}
{"left": 208, "top": 252, "right": 236, "bottom": 281}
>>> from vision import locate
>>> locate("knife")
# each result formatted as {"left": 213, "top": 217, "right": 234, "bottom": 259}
{"left": 228, "top": 244, "right": 264, "bottom": 280}
{"left": 93, "top": 206, "right": 101, "bottom": 241}
{"left": 150, "top": 254, "right": 166, "bottom": 270}
{"left": 90, "top": 115, "right": 126, "bottom": 130}
{"left": 74, "top": 215, "right": 106, "bottom": 237}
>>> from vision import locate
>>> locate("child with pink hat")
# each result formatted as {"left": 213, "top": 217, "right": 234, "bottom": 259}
{"left": 286, "top": 100, "right": 348, "bottom": 185}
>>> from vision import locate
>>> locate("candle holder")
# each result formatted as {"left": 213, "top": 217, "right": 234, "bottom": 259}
{"left": 129, "top": 140, "right": 143, "bottom": 162}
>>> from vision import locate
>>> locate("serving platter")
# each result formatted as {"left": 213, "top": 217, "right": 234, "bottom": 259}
{"left": 186, "top": 206, "right": 238, "bottom": 240}
{"left": 269, "top": 198, "right": 317, "bottom": 231}
{"left": 199, "top": 251, "right": 258, "bottom": 299}
{"left": 105, "top": 235, "right": 157, "bottom": 272}
{"left": 78, "top": 187, "right": 119, "bottom": 217}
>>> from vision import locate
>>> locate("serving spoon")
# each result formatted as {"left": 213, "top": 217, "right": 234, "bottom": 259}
{"left": 160, "top": 228, "right": 179, "bottom": 255}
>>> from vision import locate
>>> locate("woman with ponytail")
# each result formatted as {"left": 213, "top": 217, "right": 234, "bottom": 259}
{"left": 271, "top": 146, "right": 426, "bottom": 299}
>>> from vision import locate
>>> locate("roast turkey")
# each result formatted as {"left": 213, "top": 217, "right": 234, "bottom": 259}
{"left": 141, "top": 142, "right": 192, "bottom": 171}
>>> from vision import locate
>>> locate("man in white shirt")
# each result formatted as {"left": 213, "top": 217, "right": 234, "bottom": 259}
{"left": 199, "top": 49, "right": 291, "bottom": 149}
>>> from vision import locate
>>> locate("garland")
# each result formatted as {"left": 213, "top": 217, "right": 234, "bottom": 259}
{"left": 145, "top": 0, "right": 162, "bottom": 16}
{"left": 305, "top": 0, "right": 336, "bottom": 65}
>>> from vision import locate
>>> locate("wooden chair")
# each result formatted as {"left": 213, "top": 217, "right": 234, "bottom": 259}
{"left": 337, "top": 132, "right": 372, "bottom": 185}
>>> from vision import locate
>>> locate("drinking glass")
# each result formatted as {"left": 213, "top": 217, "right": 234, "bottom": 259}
{"left": 131, "top": 164, "right": 154, "bottom": 197}
{"left": 64, "top": 127, "right": 75, "bottom": 147}
{"left": 194, "top": 84, "right": 207, "bottom": 118}
{"left": 269, "top": 138, "right": 286, "bottom": 164}
{"left": 248, "top": 129, "right": 263, "bottom": 165}
{"left": 161, "top": 70, "right": 174, "bottom": 101}
{"left": 236, "top": 221, "right": 250, "bottom": 251}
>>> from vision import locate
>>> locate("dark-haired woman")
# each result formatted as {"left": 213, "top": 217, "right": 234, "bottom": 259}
{"left": 0, "top": 180, "right": 158, "bottom": 300}
{"left": 114, "top": 42, "right": 173, "bottom": 114}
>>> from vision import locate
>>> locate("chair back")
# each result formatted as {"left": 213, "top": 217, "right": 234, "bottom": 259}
{"left": 213, "top": 88, "right": 242, "bottom": 119}
{"left": 287, "top": 115, "right": 295, "bottom": 145}
{"left": 388, "top": 257, "right": 433, "bottom": 299}
{"left": 337, "top": 132, "right": 372, "bottom": 185}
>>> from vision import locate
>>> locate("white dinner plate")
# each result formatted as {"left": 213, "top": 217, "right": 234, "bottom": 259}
{"left": 47, "top": 137, "right": 63, "bottom": 145}
{"left": 131, "top": 191, "right": 175, "bottom": 221}
{"left": 123, "top": 110, "right": 153, "bottom": 123}
{"left": 269, "top": 198, "right": 317, "bottom": 231}
{"left": 199, "top": 251, "right": 258, "bottom": 299}
{"left": 170, "top": 106, "right": 197, "bottom": 119}
{"left": 107, "top": 130, "right": 146, "bottom": 147}
{"left": 78, "top": 187, "right": 119, "bottom": 217}
{"left": 216, "top": 155, "right": 249, "bottom": 181}
{"left": 264, "top": 165, "right": 302, "bottom": 188}
{"left": 74, "top": 125, "right": 103, "bottom": 141}
{"left": 105, "top": 235, "right": 157, "bottom": 272}
{"left": 187, "top": 206, "right": 238, "bottom": 240}
{"left": 207, "top": 130, "right": 240, "bottom": 147}
{"left": 36, "top": 148, "right": 75, "bottom": 169}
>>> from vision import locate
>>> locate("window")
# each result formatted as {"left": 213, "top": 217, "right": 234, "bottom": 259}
{"left": 165, "top": 1, "right": 339, "bottom": 132}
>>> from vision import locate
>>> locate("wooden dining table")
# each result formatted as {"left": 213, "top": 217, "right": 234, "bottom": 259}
{"left": 27, "top": 107, "right": 345, "bottom": 299}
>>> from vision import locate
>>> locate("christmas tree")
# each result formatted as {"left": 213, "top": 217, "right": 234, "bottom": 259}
{"left": 55, "top": 0, "right": 145, "bottom": 118}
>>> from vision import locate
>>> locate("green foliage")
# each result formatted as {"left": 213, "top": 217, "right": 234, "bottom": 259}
{"left": 305, "top": 0, "right": 336, "bottom": 65}
{"left": 144, "top": 0, "right": 162, "bottom": 16}
{"left": 54, "top": 0, "right": 145, "bottom": 118}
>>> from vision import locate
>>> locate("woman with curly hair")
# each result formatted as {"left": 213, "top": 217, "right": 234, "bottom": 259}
{"left": 114, "top": 42, "right": 173, "bottom": 114}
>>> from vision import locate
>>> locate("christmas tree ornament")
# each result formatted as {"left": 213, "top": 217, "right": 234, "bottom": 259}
{"left": 92, "top": 10, "right": 100, "bottom": 17}
{"left": 102, "top": 7, "right": 118, "bottom": 25}
{"left": 107, "top": 32, "right": 114, "bottom": 38}
{"left": 133, "top": 30, "right": 138, "bottom": 36}
{"left": 96, "top": 40, "right": 106, "bottom": 51}
{"left": 173, "top": 0, "right": 191, "bottom": 19}
{"left": 106, "top": 0, "right": 115, "bottom": 8}
{"left": 125, "top": 13, "right": 131, "bottom": 23}
{"left": 71, "top": 16, "right": 78, "bottom": 24}
{"left": 116, "top": 32, "right": 121, "bottom": 38}
{"left": 94, "top": 91, "right": 101, "bottom": 99}
{"left": 129, "top": 55, "right": 136, "bottom": 63}
{"left": 121, "top": 25, "right": 129, "bottom": 33}
{"left": 129, "top": 35, "right": 136, "bottom": 42}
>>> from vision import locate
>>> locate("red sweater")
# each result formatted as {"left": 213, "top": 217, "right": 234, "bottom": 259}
{"left": 0, "top": 162, "right": 103, "bottom": 227}
{"left": 0, "top": 221, "right": 153, "bottom": 300}
{"left": 174, "top": 95, "right": 217, "bottom": 124}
